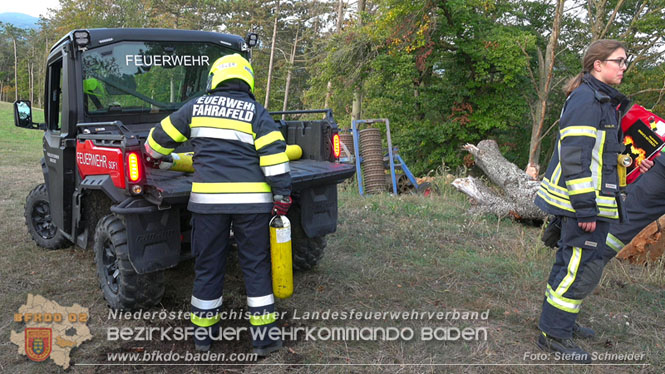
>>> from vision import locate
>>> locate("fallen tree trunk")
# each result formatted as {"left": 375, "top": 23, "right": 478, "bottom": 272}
{"left": 452, "top": 140, "right": 546, "bottom": 220}
{"left": 617, "top": 214, "right": 665, "bottom": 265}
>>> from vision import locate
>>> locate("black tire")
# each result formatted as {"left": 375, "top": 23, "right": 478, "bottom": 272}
{"left": 24, "top": 183, "right": 71, "bottom": 249}
{"left": 93, "top": 214, "right": 165, "bottom": 310}
{"left": 289, "top": 205, "right": 327, "bottom": 271}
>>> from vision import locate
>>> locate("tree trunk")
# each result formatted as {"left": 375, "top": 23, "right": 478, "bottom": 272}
{"left": 29, "top": 62, "right": 34, "bottom": 104}
{"left": 282, "top": 26, "right": 299, "bottom": 120}
{"left": 264, "top": 0, "right": 280, "bottom": 108}
{"left": 13, "top": 36, "right": 18, "bottom": 101}
{"left": 526, "top": 0, "right": 564, "bottom": 179}
{"left": 452, "top": 140, "right": 545, "bottom": 220}
{"left": 324, "top": 0, "right": 344, "bottom": 108}
{"left": 351, "top": 0, "right": 366, "bottom": 122}
{"left": 617, "top": 214, "right": 665, "bottom": 265}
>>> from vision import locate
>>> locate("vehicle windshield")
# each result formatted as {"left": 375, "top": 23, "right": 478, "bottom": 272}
{"left": 82, "top": 41, "right": 236, "bottom": 115}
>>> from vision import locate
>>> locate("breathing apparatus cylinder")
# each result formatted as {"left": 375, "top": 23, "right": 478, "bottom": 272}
{"left": 163, "top": 152, "right": 195, "bottom": 172}
{"left": 163, "top": 145, "right": 301, "bottom": 174}
{"left": 269, "top": 215, "right": 293, "bottom": 299}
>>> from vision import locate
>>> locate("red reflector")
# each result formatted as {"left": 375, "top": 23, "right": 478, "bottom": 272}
{"left": 333, "top": 133, "right": 341, "bottom": 158}
{"left": 127, "top": 152, "right": 142, "bottom": 182}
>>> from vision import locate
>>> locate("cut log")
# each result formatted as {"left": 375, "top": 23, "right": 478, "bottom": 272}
{"left": 452, "top": 140, "right": 546, "bottom": 220}
{"left": 617, "top": 214, "right": 665, "bottom": 265}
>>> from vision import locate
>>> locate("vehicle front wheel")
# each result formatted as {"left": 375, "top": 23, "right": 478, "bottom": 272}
{"left": 94, "top": 214, "right": 164, "bottom": 310}
{"left": 24, "top": 183, "right": 71, "bottom": 249}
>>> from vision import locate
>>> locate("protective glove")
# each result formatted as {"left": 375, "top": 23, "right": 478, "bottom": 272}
{"left": 272, "top": 195, "right": 292, "bottom": 216}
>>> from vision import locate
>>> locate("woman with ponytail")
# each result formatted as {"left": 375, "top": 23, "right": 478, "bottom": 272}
{"left": 533, "top": 40, "right": 641, "bottom": 364}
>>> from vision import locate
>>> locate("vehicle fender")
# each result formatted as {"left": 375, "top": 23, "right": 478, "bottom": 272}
{"left": 297, "top": 184, "right": 338, "bottom": 238}
{"left": 112, "top": 198, "right": 181, "bottom": 274}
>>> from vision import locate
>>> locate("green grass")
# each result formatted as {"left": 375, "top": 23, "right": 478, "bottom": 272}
{"left": 0, "top": 101, "right": 45, "bottom": 166}
{"left": 0, "top": 101, "right": 663, "bottom": 373}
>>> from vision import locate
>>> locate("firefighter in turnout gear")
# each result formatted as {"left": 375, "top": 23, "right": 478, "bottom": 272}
{"left": 144, "top": 54, "right": 291, "bottom": 355}
{"left": 533, "top": 40, "right": 632, "bottom": 364}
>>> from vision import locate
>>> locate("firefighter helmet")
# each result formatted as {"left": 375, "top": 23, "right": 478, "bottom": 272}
{"left": 206, "top": 54, "right": 255, "bottom": 93}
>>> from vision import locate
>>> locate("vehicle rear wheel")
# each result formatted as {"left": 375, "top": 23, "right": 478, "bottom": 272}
{"left": 292, "top": 228, "right": 326, "bottom": 271}
{"left": 24, "top": 184, "right": 71, "bottom": 249}
{"left": 94, "top": 214, "right": 164, "bottom": 310}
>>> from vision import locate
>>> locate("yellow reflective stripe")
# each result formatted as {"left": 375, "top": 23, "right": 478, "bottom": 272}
{"left": 560, "top": 126, "right": 597, "bottom": 139}
{"left": 552, "top": 164, "right": 562, "bottom": 185}
{"left": 161, "top": 117, "right": 187, "bottom": 143}
{"left": 606, "top": 233, "right": 625, "bottom": 252}
{"left": 566, "top": 177, "right": 595, "bottom": 195}
{"left": 555, "top": 247, "right": 582, "bottom": 296}
{"left": 190, "top": 117, "right": 253, "bottom": 135}
{"left": 537, "top": 189, "right": 575, "bottom": 213}
{"left": 539, "top": 182, "right": 618, "bottom": 219}
{"left": 255, "top": 131, "right": 285, "bottom": 150}
{"left": 260, "top": 152, "right": 289, "bottom": 167}
{"left": 191, "top": 313, "right": 220, "bottom": 327}
{"left": 147, "top": 128, "right": 174, "bottom": 156}
{"left": 546, "top": 285, "right": 581, "bottom": 313}
{"left": 192, "top": 182, "right": 271, "bottom": 194}
{"left": 249, "top": 312, "right": 277, "bottom": 326}
{"left": 542, "top": 177, "right": 568, "bottom": 198}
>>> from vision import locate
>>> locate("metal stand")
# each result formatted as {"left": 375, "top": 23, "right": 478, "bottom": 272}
{"left": 351, "top": 119, "right": 398, "bottom": 196}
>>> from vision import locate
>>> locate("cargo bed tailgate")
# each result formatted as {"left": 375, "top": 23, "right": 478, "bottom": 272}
{"left": 145, "top": 160, "right": 355, "bottom": 203}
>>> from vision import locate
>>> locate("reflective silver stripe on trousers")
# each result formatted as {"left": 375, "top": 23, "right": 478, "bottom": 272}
{"left": 261, "top": 163, "right": 290, "bottom": 177}
{"left": 545, "top": 287, "right": 581, "bottom": 312}
{"left": 191, "top": 295, "right": 223, "bottom": 310}
{"left": 190, "top": 192, "right": 272, "bottom": 204}
{"left": 606, "top": 233, "right": 625, "bottom": 252}
{"left": 191, "top": 127, "right": 254, "bottom": 145}
{"left": 247, "top": 294, "right": 275, "bottom": 307}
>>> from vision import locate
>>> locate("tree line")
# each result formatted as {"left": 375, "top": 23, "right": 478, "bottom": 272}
{"left": 2, "top": 0, "right": 664, "bottom": 174}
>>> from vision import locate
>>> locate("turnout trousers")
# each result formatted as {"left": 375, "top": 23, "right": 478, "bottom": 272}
{"left": 538, "top": 217, "right": 616, "bottom": 339}
{"left": 189, "top": 212, "right": 278, "bottom": 348}
{"left": 607, "top": 159, "right": 665, "bottom": 252}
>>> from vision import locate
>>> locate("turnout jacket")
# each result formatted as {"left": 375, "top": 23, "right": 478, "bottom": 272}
{"left": 145, "top": 84, "right": 291, "bottom": 214}
{"left": 535, "top": 74, "right": 629, "bottom": 222}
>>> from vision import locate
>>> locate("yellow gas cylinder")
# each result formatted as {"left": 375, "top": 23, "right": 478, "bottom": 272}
{"left": 270, "top": 215, "right": 293, "bottom": 299}
{"left": 286, "top": 144, "right": 302, "bottom": 161}
{"left": 169, "top": 152, "right": 195, "bottom": 172}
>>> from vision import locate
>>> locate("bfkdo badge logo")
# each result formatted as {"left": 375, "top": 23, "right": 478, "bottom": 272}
{"left": 25, "top": 328, "right": 52, "bottom": 362}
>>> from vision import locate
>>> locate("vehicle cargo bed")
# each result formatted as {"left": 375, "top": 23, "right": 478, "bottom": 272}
{"left": 145, "top": 159, "right": 355, "bottom": 203}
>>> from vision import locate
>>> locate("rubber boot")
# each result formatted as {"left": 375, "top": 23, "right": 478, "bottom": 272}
{"left": 572, "top": 322, "right": 595, "bottom": 339}
{"left": 537, "top": 331, "right": 592, "bottom": 364}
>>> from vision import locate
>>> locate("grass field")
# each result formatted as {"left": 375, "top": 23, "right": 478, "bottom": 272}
{"left": 0, "top": 100, "right": 663, "bottom": 373}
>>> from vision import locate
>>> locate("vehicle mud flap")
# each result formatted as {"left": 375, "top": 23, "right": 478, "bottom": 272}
{"left": 111, "top": 198, "right": 180, "bottom": 274}
{"left": 299, "top": 184, "right": 337, "bottom": 238}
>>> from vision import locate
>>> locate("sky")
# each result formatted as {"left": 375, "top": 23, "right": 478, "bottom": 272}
{"left": 0, "top": 0, "right": 61, "bottom": 18}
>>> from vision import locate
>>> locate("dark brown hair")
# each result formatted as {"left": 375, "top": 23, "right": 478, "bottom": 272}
{"left": 563, "top": 39, "right": 626, "bottom": 96}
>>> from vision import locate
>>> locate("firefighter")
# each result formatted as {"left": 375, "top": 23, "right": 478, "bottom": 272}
{"left": 533, "top": 40, "right": 631, "bottom": 364}
{"left": 144, "top": 54, "right": 291, "bottom": 356}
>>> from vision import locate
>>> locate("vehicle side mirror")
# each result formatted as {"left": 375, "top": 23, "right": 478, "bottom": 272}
{"left": 14, "top": 100, "right": 41, "bottom": 129}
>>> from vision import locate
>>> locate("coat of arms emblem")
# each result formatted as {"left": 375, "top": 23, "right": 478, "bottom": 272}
{"left": 25, "top": 328, "right": 52, "bottom": 362}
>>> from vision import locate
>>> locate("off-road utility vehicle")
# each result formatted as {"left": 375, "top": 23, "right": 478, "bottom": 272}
{"left": 14, "top": 28, "right": 354, "bottom": 310}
